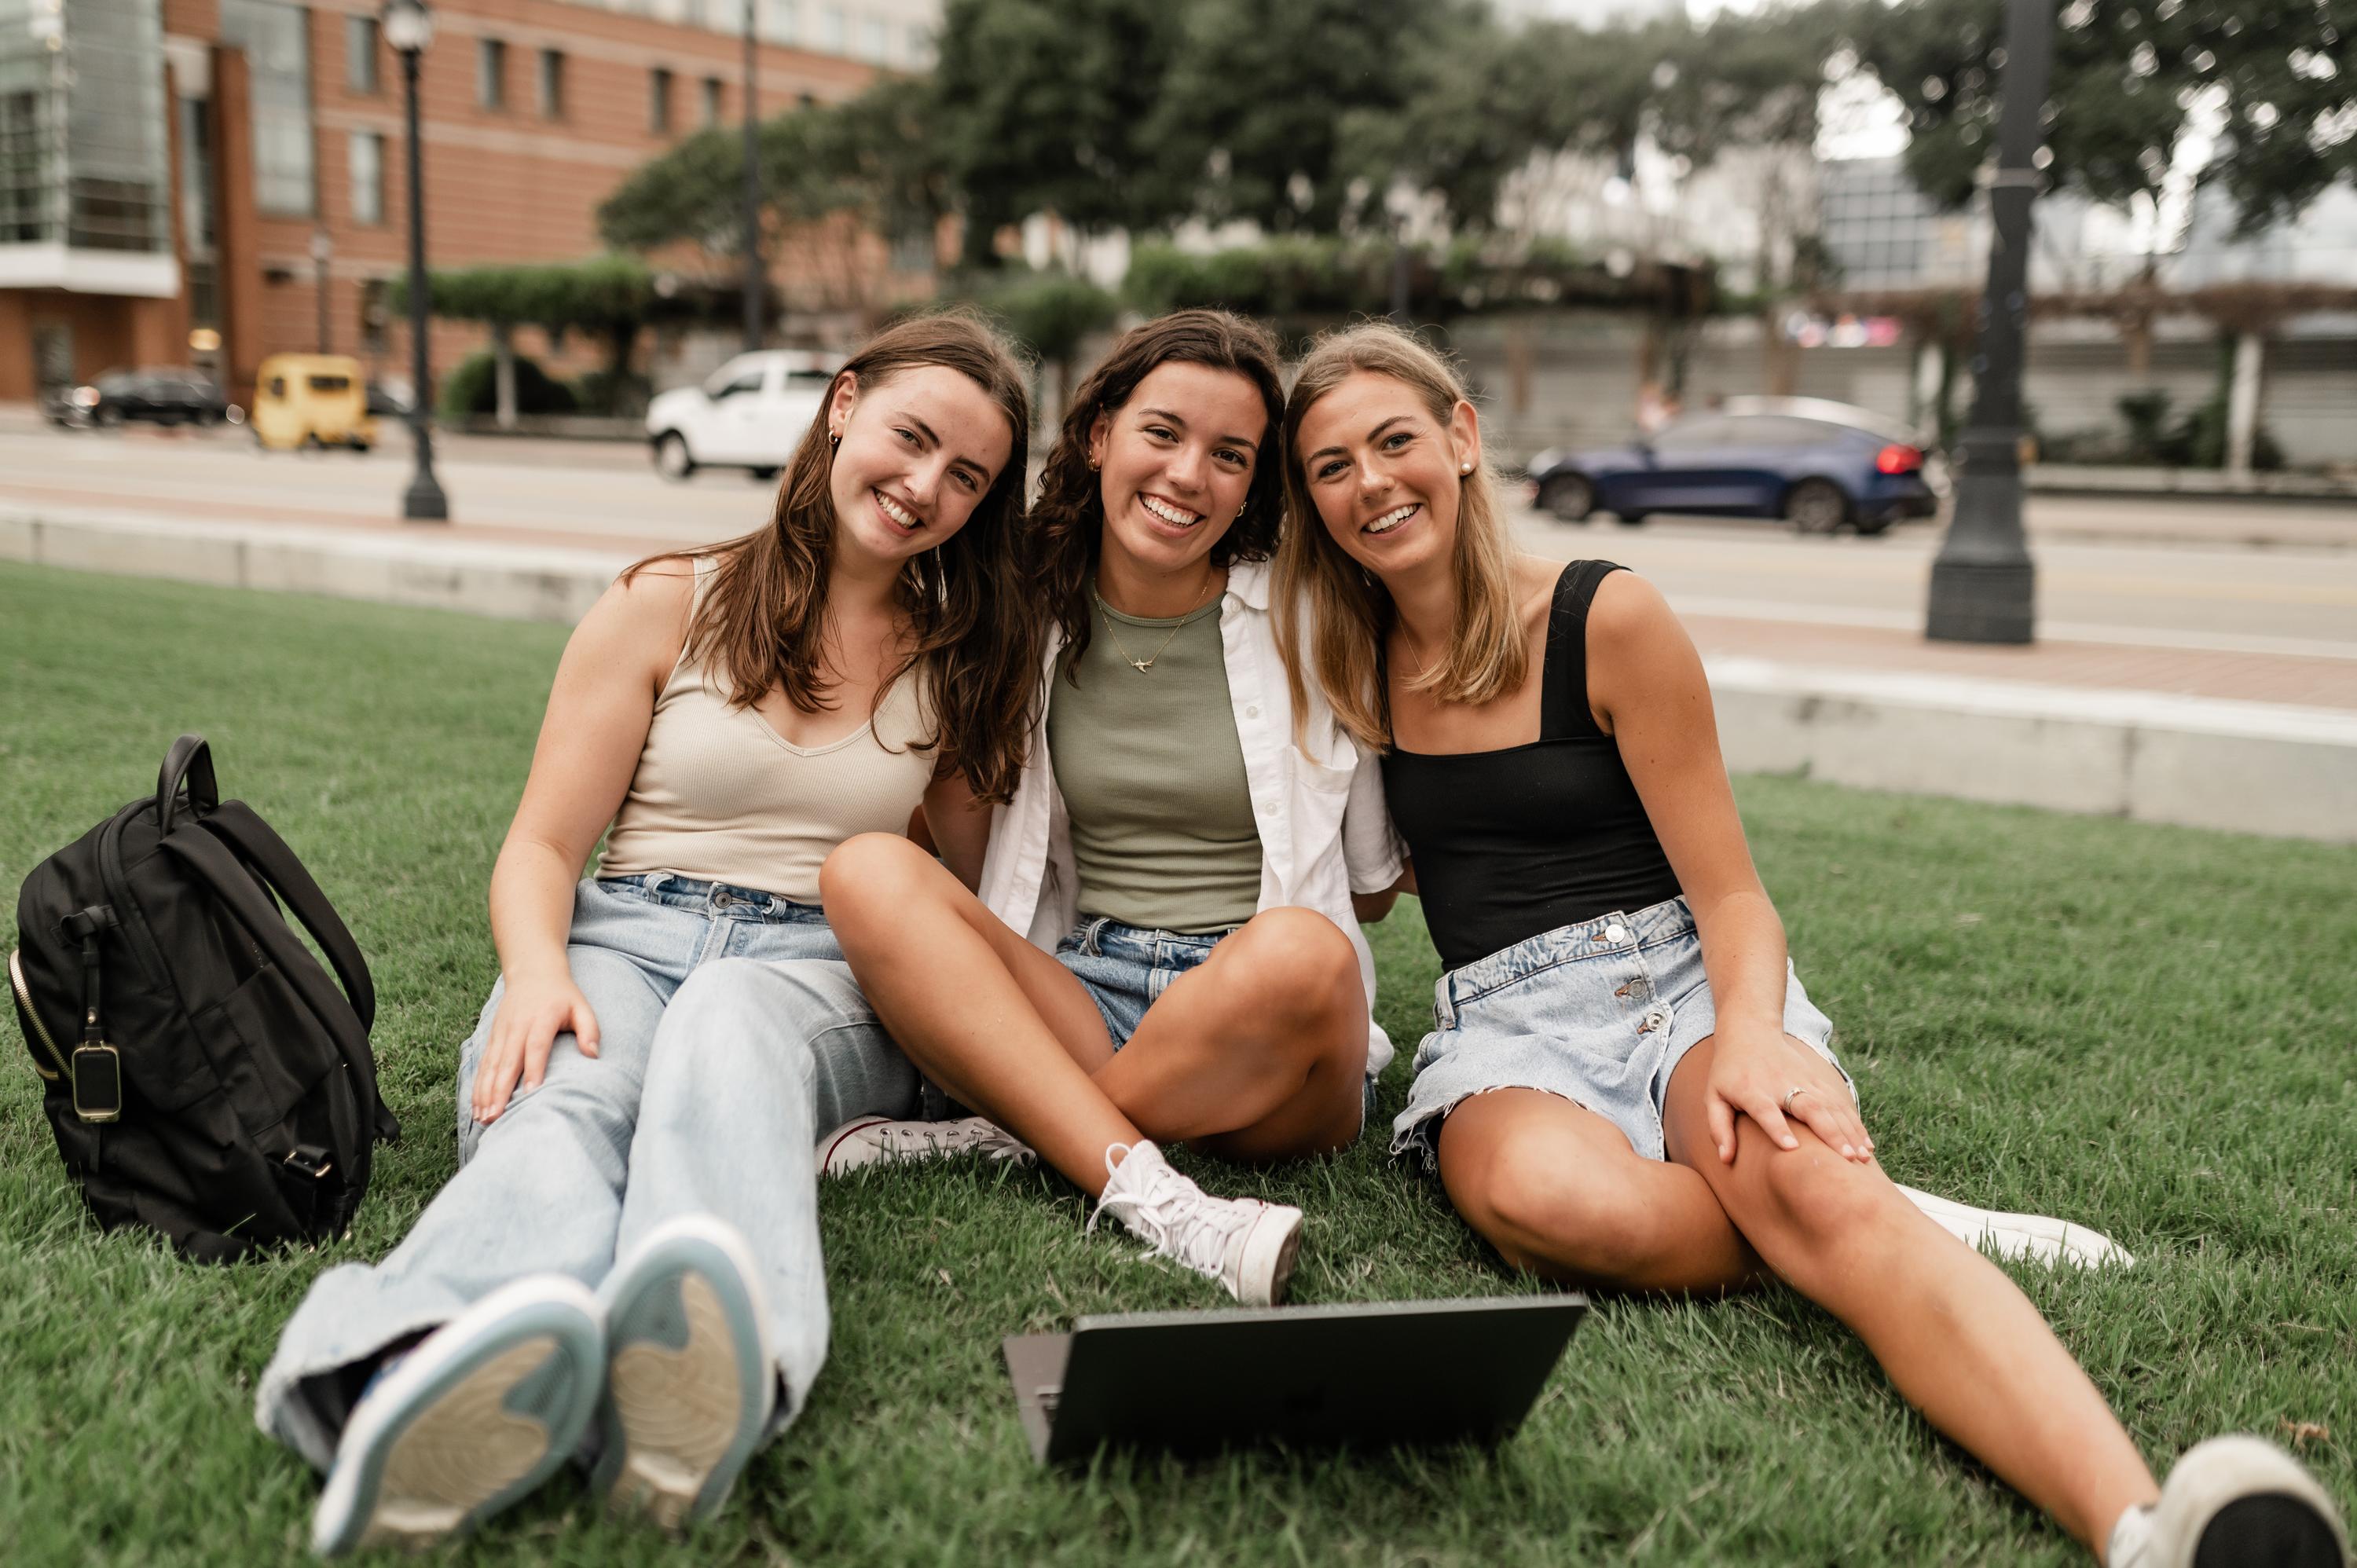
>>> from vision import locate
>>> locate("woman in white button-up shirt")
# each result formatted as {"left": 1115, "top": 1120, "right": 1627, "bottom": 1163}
{"left": 821, "top": 312, "right": 1402, "bottom": 1306}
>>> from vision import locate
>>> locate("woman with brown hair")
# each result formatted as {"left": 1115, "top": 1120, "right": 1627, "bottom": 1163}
{"left": 820, "top": 310, "right": 1402, "bottom": 1309}
{"left": 1274, "top": 319, "right": 2347, "bottom": 1568}
{"left": 255, "top": 312, "right": 1042, "bottom": 1555}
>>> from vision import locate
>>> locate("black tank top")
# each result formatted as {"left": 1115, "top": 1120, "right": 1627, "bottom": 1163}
{"left": 1381, "top": 560, "right": 1683, "bottom": 973}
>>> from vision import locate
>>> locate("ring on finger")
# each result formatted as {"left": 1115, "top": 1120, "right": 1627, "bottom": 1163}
{"left": 1781, "top": 1085, "right": 1811, "bottom": 1115}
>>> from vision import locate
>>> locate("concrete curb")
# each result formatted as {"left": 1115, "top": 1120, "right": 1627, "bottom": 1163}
{"left": 6, "top": 501, "right": 2352, "bottom": 844}
{"left": 1710, "top": 658, "right": 2357, "bottom": 844}
{"left": 1, "top": 504, "right": 626, "bottom": 624}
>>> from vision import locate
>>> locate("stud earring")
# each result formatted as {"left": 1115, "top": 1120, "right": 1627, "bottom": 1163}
{"left": 830, "top": 431, "right": 841, "bottom": 450}
{"left": 1460, "top": 461, "right": 1472, "bottom": 474}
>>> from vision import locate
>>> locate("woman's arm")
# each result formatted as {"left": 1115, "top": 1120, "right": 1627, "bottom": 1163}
{"left": 1586, "top": 570, "right": 1871, "bottom": 1166}
{"left": 919, "top": 768, "right": 995, "bottom": 892}
{"left": 471, "top": 563, "right": 695, "bottom": 1124}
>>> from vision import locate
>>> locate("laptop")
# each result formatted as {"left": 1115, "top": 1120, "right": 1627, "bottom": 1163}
{"left": 1002, "top": 1294, "right": 1586, "bottom": 1467}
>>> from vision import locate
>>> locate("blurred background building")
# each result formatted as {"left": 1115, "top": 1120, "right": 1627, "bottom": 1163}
{"left": 0, "top": 0, "right": 931, "bottom": 404}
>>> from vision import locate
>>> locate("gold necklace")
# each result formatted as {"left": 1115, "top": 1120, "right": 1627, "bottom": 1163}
{"left": 1098, "top": 573, "right": 1218, "bottom": 672}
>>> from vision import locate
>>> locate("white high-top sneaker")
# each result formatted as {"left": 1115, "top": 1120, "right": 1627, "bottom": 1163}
{"left": 1087, "top": 1141, "right": 1303, "bottom": 1307}
{"left": 2107, "top": 1435, "right": 2348, "bottom": 1568}
{"left": 816, "top": 1115, "right": 1036, "bottom": 1178}
{"left": 1897, "top": 1184, "right": 2135, "bottom": 1269}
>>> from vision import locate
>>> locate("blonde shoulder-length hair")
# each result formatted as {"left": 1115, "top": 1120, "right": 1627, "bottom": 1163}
{"left": 1274, "top": 321, "right": 1526, "bottom": 753}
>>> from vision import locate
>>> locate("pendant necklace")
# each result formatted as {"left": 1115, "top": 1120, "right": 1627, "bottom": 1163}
{"left": 1098, "top": 571, "right": 1218, "bottom": 672}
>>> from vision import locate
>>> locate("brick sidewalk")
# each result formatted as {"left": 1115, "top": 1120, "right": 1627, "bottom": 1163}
{"left": 1681, "top": 615, "right": 2357, "bottom": 713}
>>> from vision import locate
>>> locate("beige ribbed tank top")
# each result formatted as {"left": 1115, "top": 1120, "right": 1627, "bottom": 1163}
{"left": 596, "top": 557, "right": 938, "bottom": 903}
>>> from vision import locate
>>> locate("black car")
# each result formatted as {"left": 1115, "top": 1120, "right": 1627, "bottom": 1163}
{"left": 59, "top": 368, "right": 241, "bottom": 429}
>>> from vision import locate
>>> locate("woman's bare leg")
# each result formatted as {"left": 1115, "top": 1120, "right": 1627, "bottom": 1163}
{"left": 1092, "top": 906, "right": 1369, "bottom": 1162}
{"left": 819, "top": 833, "right": 1137, "bottom": 1191}
{"left": 1436, "top": 1089, "right": 1765, "bottom": 1292}
{"left": 1661, "top": 1035, "right": 2159, "bottom": 1556}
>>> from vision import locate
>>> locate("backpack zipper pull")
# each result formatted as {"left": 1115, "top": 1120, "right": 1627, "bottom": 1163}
{"left": 60, "top": 907, "right": 122, "bottom": 1123}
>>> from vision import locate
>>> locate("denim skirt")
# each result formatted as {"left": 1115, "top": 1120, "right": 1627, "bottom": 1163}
{"left": 1391, "top": 894, "right": 1849, "bottom": 1168}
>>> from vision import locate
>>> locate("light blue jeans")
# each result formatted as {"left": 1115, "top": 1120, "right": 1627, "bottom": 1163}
{"left": 255, "top": 874, "right": 922, "bottom": 1472}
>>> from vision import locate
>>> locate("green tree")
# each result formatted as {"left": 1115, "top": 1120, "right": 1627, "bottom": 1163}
{"left": 929, "top": 0, "right": 1189, "bottom": 261}
{"left": 1146, "top": 0, "right": 1456, "bottom": 236}
{"left": 395, "top": 256, "right": 658, "bottom": 417}
{"left": 1855, "top": 0, "right": 2356, "bottom": 240}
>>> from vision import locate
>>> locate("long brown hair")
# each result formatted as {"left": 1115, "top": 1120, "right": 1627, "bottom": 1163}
{"left": 626, "top": 310, "right": 1039, "bottom": 801}
{"left": 1032, "top": 310, "right": 1286, "bottom": 671}
{"left": 1274, "top": 321, "right": 1525, "bottom": 752}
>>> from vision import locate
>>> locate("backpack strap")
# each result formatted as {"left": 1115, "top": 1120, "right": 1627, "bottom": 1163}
{"left": 193, "top": 804, "right": 376, "bottom": 1033}
{"left": 159, "top": 823, "right": 401, "bottom": 1146}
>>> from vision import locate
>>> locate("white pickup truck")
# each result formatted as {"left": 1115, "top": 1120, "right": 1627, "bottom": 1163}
{"left": 645, "top": 350, "right": 843, "bottom": 482}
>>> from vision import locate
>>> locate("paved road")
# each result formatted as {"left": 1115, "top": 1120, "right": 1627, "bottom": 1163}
{"left": 6, "top": 419, "right": 2356, "bottom": 665}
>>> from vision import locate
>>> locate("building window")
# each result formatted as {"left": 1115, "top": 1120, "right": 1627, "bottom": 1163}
{"left": 819, "top": 7, "right": 845, "bottom": 52}
{"left": 761, "top": 0, "right": 797, "bottom": 45}
{"left": 348, "top": 130, "right": 383, "bottom": 225}
{"left": 537, "top": 49, "right": 565, "bottom": 119}
{"left": 861, "top": 18, "right": 885, "bottom": 60}
{"left": 221, "top": 0, "right": 314, "bottom": 218}
{"left": 478, "top": 38, "right": 506, "bottom": 109}
{"left": 702, "top": 76, "right": 724, "bottom": 126}
{"left": 650, "top": 68, "right": 672, "bottom": 133}
{"left": 345, "top": 16, "right": 379, "bottom": 93}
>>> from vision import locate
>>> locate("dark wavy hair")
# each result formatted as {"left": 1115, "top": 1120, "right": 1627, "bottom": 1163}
{"left": 1032, "top": 309, "right": 1286, "bottom": 669}
{"left": 625, "top": 310, "right": 1039, "bottom": 802}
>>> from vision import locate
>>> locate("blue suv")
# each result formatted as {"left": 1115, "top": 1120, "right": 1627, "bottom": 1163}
{"left": 1526, "top": 399, "right": 1944, "bottom": 536}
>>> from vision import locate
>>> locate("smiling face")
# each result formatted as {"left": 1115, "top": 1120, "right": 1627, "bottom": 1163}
{"left": 1294, "top": 370, "right": 1480, "bottom": 584}
{"left": 1087, "top": 360, "right": 1269, "bottom": 584}
{"left": 824, "top": 364, "right": 1016, "bottom": 572}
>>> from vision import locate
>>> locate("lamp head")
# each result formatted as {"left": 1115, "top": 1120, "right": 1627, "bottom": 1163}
{"left": 381, "top": 0, "right": 433, "bottom": 55}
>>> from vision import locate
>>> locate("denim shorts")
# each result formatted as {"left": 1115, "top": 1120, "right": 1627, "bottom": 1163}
{"left": 1056, "top": 914, "right": 1376, "bottom": 1131}
{"left": 1392, "top": 894, "right": 1849, "bottom": 1168}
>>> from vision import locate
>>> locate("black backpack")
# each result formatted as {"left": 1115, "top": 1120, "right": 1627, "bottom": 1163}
{"left": 8, "top": 735, "right": 400, "bottom": 1262}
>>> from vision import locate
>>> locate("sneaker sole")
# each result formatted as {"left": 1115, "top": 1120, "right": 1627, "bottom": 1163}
{"left": 596, "top": 1218, "right": 775, "bottom": 1530}
{"left": 2163, "top": 1435, "right": 2350, "bottom": 1568}
{"left": 1897, "top": 1185, "right": 2135, "bottom": 1269}
{"left": 311, "top": 1277, "right": 603, "bottom": 1557}
{"left": 1234, "top": 1207, "right": 1305, "bottom": 1308}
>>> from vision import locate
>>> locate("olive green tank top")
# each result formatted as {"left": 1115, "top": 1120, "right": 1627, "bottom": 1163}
{"left": 1046, "top": 595, "right": 1263, "bottom": 934}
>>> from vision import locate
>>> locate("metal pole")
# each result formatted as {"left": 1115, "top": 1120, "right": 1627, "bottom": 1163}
{"left": 741, "top": 0, "right": 761, "bottom": 353}
{"left": 400, "top": 45, "right": 447, "bottom": 521}
{"left": 1925, "top": 0, "right": 2051, "bottom": 643}
{"left": 313, "top": 233, "right": 332, "bottom": 354}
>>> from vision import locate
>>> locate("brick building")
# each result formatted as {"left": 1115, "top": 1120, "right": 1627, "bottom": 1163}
{"left": 0, "top": 0, "right": 930, "bottom": 405}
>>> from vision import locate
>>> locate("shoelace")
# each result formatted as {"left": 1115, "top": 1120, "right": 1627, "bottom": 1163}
{"left": 1087, "top": 1144, "right": 1258, "bottom": 1280}
{"left": 876, "top": 1120, "right": 1032, "bottom": 1163}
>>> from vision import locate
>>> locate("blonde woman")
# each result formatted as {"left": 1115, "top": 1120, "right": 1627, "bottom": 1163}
{"left": 1273, "top": 320, "right": 2347, "bottom": 1568}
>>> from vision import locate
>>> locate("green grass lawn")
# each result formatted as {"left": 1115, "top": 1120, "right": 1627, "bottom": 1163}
{"left": 2, "top": 559, "right": 2352, "bottom": 1567}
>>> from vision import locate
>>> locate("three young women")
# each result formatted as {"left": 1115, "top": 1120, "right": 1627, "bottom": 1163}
{"left": 256, "top": 313, "right": 1041, "bottom": 1555}
{"left": 820, "top": 310, "right": 1401, "bottom": 1307}
{"left": 1273, "top": 320, "right": 2348, "bottom": 1568}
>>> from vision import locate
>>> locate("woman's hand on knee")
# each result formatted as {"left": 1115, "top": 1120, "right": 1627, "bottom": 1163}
{"left": 1703, "top": 1025, "right": 1871, "bottom": 1166}
{"left": 471, "top": 970, "right": 600, "bottom": 1125}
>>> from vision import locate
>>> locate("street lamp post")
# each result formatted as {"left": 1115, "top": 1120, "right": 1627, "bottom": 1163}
{"left": 384, "top": 0, "right": 447, "bottom": 522}
{"left": 310, "top": 229, "right": 332, "bottom": 354}
{"left": 740, "top": 0, "right": 762, "bottom": 353}
{"left": 1924, "top": 0, "right": 2054, "bottom": 643}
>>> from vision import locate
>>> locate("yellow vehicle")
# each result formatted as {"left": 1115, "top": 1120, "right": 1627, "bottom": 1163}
{"left": 251, "top": 354, "right": 376, "bottom": 452}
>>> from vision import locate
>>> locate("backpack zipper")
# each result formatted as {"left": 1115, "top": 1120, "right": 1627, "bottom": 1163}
{"left": 7, "top": 948, "right": 68, "bottom": 1082}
